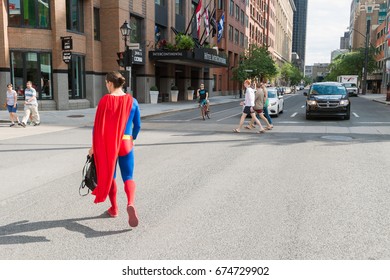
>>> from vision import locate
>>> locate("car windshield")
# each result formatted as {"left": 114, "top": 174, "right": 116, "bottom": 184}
{"left": 310, "top": 84, "right": 346, "bottom": 95}
{"left": 343, "top": 83, "right": 357, "bottom": 87}
{"left": 267, "top": 90, "right": 277, "bottom": 98}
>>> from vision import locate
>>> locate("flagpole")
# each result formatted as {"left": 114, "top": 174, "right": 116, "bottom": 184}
{"left": 200, "top": 6, "right": 216, "bottom": 45}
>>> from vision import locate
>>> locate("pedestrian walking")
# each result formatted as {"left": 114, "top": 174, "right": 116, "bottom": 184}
{"left": 5, "top": 83, "right": 21, "bottom": 127}
{"left": 88, "top": 71, "right": 141, "bottom": 228}
{"left": 20, "top": 81, "right": 40, "bottom": 127}
{"left": 246, "top": 81, "right": 272, "bottom": 130}
{"left": 233, "top": 79, "right": 265, "bottom": 133}
{"left": 261, "top": 84, "right": 273, "bottom": 129}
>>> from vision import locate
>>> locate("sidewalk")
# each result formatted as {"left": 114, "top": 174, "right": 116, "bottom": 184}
{"left": 0, "top": 95, "right": 239, "bottom": 140}
{"left": 357, "top": 92, "right": 390, "bottom": 105}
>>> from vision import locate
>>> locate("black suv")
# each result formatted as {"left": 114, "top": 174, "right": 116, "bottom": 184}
{"left": 304, "top": 82, "right": 351, "bottom": 120}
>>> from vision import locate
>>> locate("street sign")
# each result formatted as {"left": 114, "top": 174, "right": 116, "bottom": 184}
{"left": 63, "top": 51, "right": 72, "bottom": 63}
{"left": 61, "top": 36, "right": 73, "bottom": 50}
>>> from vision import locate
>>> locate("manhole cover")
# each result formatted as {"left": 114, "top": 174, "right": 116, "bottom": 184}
{"left": 321, "top": 135, "right": 353, "bottom": 141}
{"left": 67, "top": 115, "right": 85, "bottom": 118}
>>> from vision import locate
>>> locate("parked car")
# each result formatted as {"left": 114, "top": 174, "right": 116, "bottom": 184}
{"left": 267, "top": 87, "right": 284, "bottom": 116}
{"left": 304, "top": 82, "right": 351, "bottom": 120}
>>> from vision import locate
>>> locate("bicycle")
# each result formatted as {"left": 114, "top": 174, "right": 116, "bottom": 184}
{"left": 199, "top": 99, "right": 210, "bottom": 120}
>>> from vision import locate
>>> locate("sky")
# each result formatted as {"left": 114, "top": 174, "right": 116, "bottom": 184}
{"left": 305, "top": 0, "right": 351, "bottom": 65}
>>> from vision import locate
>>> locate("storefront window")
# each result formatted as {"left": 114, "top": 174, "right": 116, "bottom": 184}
{"left": 8, "top": 0, "right": 50, "bottom": 28}
{"left": 66, "top": 0, "right": 84, "bottom": 33}
{"left": 68, "top": 55, "right": 86, "bottom": 99}
{"left": 10, "top": 51, "right": 53, "bottom": 100}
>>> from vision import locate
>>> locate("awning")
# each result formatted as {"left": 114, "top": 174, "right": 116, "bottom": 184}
{"left": 149, "top": 48, "right": 229, "bottom": 68}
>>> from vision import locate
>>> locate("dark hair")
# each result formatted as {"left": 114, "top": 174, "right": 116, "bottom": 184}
{"left": 106, "top": 71, "right": 126, "bottom": 88}
{"left": 7, "top": 83, "right": 12, "bottom": 87}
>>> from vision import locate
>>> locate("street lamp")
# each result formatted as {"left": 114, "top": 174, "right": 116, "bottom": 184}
{"left": 119, "top": 20, "right": 132, "bottom": 92}
{"left": 349, "top": 20, "right": 371, "bottom": 95}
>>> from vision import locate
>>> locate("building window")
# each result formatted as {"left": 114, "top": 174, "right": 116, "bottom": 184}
{"left": 94, "top": 8, "right": 100, "bottom": 40}
{"left": 213, "top": 74, "right": 217, "bottom": 91}
{"left": 241, "top": 10, "right": 245, "bottom": 25}
{"left": 66, "top": 0, "right": 84, "bottom": 33}
{"left": 235, "top": 4, "right": 240, "bottom": 20}
{"left": 234, "top": 29, "right": 239, "bottom": 44}
{"left": 240, "top": 32, "right": 244, "bottom": 47}
{"left": 8, "top": 0, "right": 50, "bottom": 28}
{"left": 155, "top": 0, "right": 165, "bottom": 5}
{"left": 68, "top": 55, "right": 86, "bottom": 99}
{"left": 228, "top": 25, "right": 233, "bottom": 41}
{"left": 130, "top": 16, "right": 142, "bottom": 43}
{"left": 218, "top": 0, "right": 224, "bottom": 9}
{"left": 175, "top": 0, "right": 184, "bottom": 14}
{"left": 10, "top": 51, "right": 53, "bottom": 100}
{"left": 219, "top": 75, "right": 222, "bottom": 91}
{"left": 230, "top": 0, "right": 234, "bottom": 16}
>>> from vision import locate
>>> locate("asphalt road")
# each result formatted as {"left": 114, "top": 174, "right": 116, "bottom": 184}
{"left": 1, "top": 92, "right": 390, "bottom": 260}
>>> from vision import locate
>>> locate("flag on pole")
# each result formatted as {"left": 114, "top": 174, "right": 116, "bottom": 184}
{"left": 203, "top": 8, "right": 210, "bottom": 36}
{"left": 195, "top": 0, "right": 203, "bottom": 38}
{"left": 210, "top": 10, "right": 217, "bottom": 37}
{"left": 217, "top": 12, "right": 225, "bottom": 43}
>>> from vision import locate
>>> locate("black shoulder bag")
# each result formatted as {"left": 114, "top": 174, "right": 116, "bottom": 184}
{"left": 79, "top": 155, "right": 97, "bottom": 196}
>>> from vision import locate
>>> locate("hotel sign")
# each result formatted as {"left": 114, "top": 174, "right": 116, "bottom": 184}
{"left": 131, "top": 49, "right": 145, "bottom": 65}
{"left": 61, "top": 36, "right": 73, "bottom": 50}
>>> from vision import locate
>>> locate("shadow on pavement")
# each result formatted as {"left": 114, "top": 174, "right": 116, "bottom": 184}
{"left": 0, "top": 213, "right": 130, "bottom": 245}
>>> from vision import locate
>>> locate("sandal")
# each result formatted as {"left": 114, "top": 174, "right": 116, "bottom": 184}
{"left": 244, "top": 125, "right": 252, "bottom": 130}
{"left": 257, "top": 129, "right": 266, "bottom": 134}
{"left": 233, "top": 128, "right": 240, "bottom": 133}
{"left": 265, "top": 126, "right": 272, "bottom": 130}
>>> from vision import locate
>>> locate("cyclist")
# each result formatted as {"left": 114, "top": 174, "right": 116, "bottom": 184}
{"left": 196, "top": 83, "right": 209, "bottom": 113}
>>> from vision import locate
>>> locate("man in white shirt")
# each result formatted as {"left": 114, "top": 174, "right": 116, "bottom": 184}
{"left": 21, "top": 81, "right": 40, "bottom": 127}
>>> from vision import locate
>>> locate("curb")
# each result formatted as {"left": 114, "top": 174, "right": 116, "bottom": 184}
{"left": 372, "top": 99, "right": 390, "bottom": 105}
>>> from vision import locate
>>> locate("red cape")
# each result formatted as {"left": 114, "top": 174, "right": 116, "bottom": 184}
{"left": 91, "top": 94, "right": 133, "bottom": 203}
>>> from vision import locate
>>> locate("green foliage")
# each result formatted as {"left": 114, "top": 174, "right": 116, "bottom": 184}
{"left": 187, "top": 86, "right": 194, "bottom": 90}
{"left": 171, "top": 85, "right": 178, "bottom": 90}
{"left": 325, "top": 47, "right": 378, "bottom": 82}
{"left": 150, "top": 85, "right": 158, "bottom": 91}
{"left": 232, "top": 45, "right": 277, "bottom": 82}
{"left": 175, "top": 34, "right": 195, "bottom": 51}
{"left": 280, "top": 63, "right": 303, "bottom": 85}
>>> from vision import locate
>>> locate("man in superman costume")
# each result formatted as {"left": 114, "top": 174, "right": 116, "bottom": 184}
{"left": 89, "top": 71, "right": 141, "bottom": 227}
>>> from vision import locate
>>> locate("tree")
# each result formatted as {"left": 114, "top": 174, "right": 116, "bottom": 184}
{"left": 325, "top": 47, "right": 377, "bottom": 82}
{"left": 280, "top": 62, "right": 303, "bottom": 86}
{"left": 232, "top": 44, "right": 277, "bottom": 82}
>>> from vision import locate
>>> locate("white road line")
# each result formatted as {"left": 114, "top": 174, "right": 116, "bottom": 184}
{"left": 185, "top": 107, "right": 238, "bottom": 121}
{"left": 352, "top": 112, "right": 359, "bottom": 118}
{"left": 217, "top": 113, "right": 242, "bottom": 122}
{"left": 290, "top": 112, "right": 298, "bottom": 118}
{"left": 301, "top": 105, "right": 305, "bottom": 108}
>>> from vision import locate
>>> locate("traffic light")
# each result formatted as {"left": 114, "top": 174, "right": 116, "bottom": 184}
{"left": 117, "top": 52, "right": 125, "bottom": 67}
{"left": 116, "top": 49, "right": 132, "bottom": 68}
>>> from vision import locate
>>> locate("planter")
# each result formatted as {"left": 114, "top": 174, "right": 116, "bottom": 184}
{"left": 186, "top": 90, "right": 194, "bottom": 100}
{"left": 150, "top": 90, "right": 159, "bottom": 104}
{"left": 170, "top": 90, "right": 179, "bottom": 102}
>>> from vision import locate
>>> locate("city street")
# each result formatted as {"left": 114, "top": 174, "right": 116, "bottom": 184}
{"left": 1, "top": 92, "right": 390, "bottom": 259}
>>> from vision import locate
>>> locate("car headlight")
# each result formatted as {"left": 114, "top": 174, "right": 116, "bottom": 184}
{"left": 339, "top": 100, "right": 349, "bottom": 106}
{"left": 270, "top": 101, "right": 277, "bottom": 106}
{"left": 307, "top": 100, "right": 317, "bottom": 106}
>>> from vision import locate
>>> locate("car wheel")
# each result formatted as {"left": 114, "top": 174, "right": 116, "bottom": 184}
{"left": 306, "top": 113, "right": 311, "bottom": 120}
{"left": 344, "top": 108, "right": 351, "bottom": 120}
